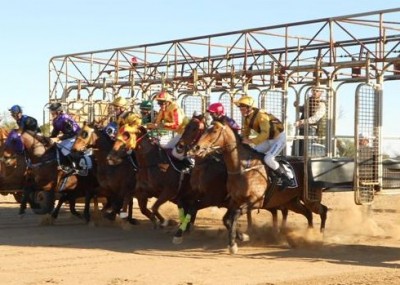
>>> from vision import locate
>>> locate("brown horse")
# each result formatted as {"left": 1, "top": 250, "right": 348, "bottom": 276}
{"left": 107, "top": 124, "right": 192, "bottom": 228}
{"left": 3, "top": 129, "right": 97, "bottom": 221}
{"left": 0, "top": 127, "right": 26, "bottom": 202}
{"left": 70, "top": 123, "right": 137, "bottom": 224}
{"left": 0, "top": 127, "right": 11, "bottom": 177}
{"left": 191, "top": 121, "right": 328, "bottom": 254}
{"left": 172, "top": 114, "right": 288, "bottom": 244}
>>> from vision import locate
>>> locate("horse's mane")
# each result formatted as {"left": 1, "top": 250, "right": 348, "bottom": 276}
{"left": 222, "top": 121, "right": 264, "bottom": 159}
{"left": 25, "top": 130, "right": 53, "bottom": 148}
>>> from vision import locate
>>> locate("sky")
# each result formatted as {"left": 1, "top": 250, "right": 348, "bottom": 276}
{"left": 1, "top": 0, "right": 399, "bottom": 152}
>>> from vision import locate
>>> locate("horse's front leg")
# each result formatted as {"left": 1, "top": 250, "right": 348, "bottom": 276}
{"left": 83, "top": 190, "right": 93, "bottom": 223}
{"left": 172, "top": 202, "right": 198, "bottom": 245}
{"left": 18, "top": 186, "right": 32, "bottom": 216}
{"left": 136, "top": 195, "right": 158, "bottom": 228}
{"left": 51, "top": 192, "right": 68, "bottom": 219}
{"left": 227, "top": 208, "right": 242, "bottom": 254}
{"left": 223, "top": 209, "right": 238, "bottom": 253}
{"left": 151, "top": 195, "right": 170, "bottom": 228}
{"left": 67, "top": 193, "right": 83, "bottom": 219}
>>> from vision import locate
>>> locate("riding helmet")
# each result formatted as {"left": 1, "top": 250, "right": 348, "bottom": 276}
{"left": 48, "top": 102, "right": 63, "bottom": 112}
{"left": 112, "top": 96, "right": 127, "bottom": 108}
{"left": 234, "top": 96, "right": 254, "bottom": 108}
{"left": 140, "top": 100, "right": 153, "bottom": 110}
{"left": 9, "top": 105, "right": 23, "bottom": 114}
{"left": 207, "top": 103, "right": 225, "bottom": 116}
{"left": 154, "top": 91, "right": 173, "bottom": 102}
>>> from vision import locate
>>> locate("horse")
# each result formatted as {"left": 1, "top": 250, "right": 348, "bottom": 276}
{"left": 190, "top": 121, "right": 328, "bottom": 254}
{"left": 171, "top": 114, "right": 288, "bottom": 244}
{"left": 3, "top": 129, "right": 97, "bottom": 222}
{"left": 107, "top": 124, "right": 193, "bottom": 229}
{"left": 70, "top": 123, "right": 138, "bottom": 224}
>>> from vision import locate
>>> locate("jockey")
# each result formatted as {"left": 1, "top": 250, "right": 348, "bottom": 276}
{"left": 9, "top": 105, "right": 40, "bottom": 133}
{"left": 234, "top": 95, "right": 295, "bottom": 190}
{"left": 139, "top": 100, "right": 156, "bottom": 124}
{"left": 49, "top": 102, "right": 81, "bottom": 156}
{"left": 105, "top": 96, "right": 131, "bottom": 140}
{"left": 207, "top": 102, "right": 241, "bottom": 132}
{"left": 147, "top": 91, "right": 189, "bottom": 160}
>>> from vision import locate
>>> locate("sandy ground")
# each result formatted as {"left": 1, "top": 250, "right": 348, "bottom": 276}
{"left": 1, "top": 191, "right": 400, "bottom": 285}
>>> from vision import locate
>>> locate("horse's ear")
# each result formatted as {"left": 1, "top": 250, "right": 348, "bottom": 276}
{"left": 83, "top": 121, "right": 87, "bottom": 127}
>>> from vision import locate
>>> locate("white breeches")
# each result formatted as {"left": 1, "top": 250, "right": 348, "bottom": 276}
{"left": 253, "top": 132, "right": 286, "bottom": 170}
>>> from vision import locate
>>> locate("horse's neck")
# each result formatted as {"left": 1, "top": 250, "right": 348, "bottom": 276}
{"left": 135, "top": 138, "right": 165, "bottom": 166}
{"left": 22, "top": 134, "right": 50, "bottom": 163}
{"left": 221, "top": 135, "right": 262, "bottom": 174}
{"left": 92, "top": 131, "right": 113, "bottom": 163}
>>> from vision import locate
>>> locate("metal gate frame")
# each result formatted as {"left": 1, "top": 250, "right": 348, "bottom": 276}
{"left": 354, "top": 83, "right": 382, "bottom": 205}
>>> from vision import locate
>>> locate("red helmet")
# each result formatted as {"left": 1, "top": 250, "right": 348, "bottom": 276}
{"left": 207, "top": 103, "right": 224, "bottom": 116}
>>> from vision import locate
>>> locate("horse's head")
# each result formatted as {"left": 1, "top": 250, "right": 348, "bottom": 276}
{"left": 191, "top": 121, "right": 232, "bottom": 158}
{"left": 1, "top": 130, "right": 24, "bottom": 167}
{"left": 4, "top": 130, "right": 24, "bottom": 156}
{"left": 107, "top": 124, "right": 143, "bottom": 165}
{"left": 175, "top": 113, "right": 206, "bottom": 157}
{"left": 71, "top": 124, "right": 97, "bottom": 153}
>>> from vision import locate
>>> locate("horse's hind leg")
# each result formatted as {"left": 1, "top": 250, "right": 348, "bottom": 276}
{"left": 305, "top": 200, "right": 328, "bottom": 233}
{"left": 286, "top": 199, "right": 313, "bottom": 229}
{"left": 280, "top": 207, "right": 289, "bottom": 230}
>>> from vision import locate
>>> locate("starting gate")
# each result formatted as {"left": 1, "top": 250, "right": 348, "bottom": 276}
{"left": 47, "top": 8, "right": 400, "bottom": 205}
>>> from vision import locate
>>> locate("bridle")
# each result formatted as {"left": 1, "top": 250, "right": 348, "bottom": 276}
{"left": 194, "top": 123, "right": 237, "bottom": 157}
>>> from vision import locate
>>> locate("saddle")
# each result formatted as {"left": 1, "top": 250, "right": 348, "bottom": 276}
{"left": 166, "top": 148, "right": 194, "bottom": 173}
{"left": 268, "top": 159, "right": 298, "bottom": 189}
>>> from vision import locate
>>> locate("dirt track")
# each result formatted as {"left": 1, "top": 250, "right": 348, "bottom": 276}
{"left": 1, "top": 191, "right": 400, "bottom": 285}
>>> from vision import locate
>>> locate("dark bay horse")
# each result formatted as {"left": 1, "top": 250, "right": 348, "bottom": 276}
{"left": 107, "top": 124, "right": 192, "bottom": 228}
{"left": 71, "top": 123, "right": 138, "bottom": 224}
{"left": 0, "top": 127, "right": 26, "bottom": 202}
{"left": 172, "top": 115, "right": 288, "bottom": 244}
{"left": 191, "top": 121, "right": 328, "bottom": 254}
{"left": 3, "top": 129, "right": 97, "bottom": 221}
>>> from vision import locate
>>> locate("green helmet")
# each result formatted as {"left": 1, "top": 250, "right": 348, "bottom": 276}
{"left": 140, "top": 100, "right": 153, "bottom": 110}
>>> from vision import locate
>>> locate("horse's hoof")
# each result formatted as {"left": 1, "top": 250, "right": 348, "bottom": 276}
{"left": 240, "top": 233, "right": 250, "bottom": 242}
{"left": 228, "top": 243, "right": 239, "bottom": 254}
{"left": 160, "top": 220, "right": 169, "bottom": 228}
{"left": 172, "top": 236, "right": 183, "bottom": 245}
{"left": 128, "top": 218, "right": 140, "bottom": 225}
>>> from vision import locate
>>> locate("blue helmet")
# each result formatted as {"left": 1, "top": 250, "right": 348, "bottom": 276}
{"left": 9, "top": 105, "right": 23, "bottom": 114}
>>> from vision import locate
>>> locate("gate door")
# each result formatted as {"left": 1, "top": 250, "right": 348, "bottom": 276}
{"left": 354, "top": 84, "right": 381, "bottom": 205}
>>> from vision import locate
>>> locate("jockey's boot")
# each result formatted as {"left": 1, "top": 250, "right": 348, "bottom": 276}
{"left": 273, "top": 164, "right": 294, "bottom": 191}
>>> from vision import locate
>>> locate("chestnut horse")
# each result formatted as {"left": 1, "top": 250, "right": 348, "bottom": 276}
{"left": 3, "top": 129, "right": 97, "bottom": 221}
{"left": 173, "top": 114, "right": 290, "bottom": 244}
{"left": 191, "top": 121, "right": 328, "bottom": 254}
{"left": 107, "top": 125, "right": 193, "bottom": 228}
{"left": 172, "top": 114, "right": 289, "bottom": 244}
{"left": 70, "top": 123, "right": 137, "bottom": 224}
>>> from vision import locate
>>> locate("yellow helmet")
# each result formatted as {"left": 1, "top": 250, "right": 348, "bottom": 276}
{"left": 125, "top": 113, "right": 142, "bottom": 126}
{"left": 154, "top": 91, "right": 173, "bottom": 102}
{"left": 112, "top": 96, "right": 127, "bottom": 107}
{"left": 234, "top": 96, "right": 254, "bottom": 107}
